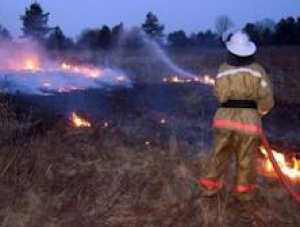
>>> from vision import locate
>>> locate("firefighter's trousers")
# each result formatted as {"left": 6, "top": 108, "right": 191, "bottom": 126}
{"left": 200, "top": 128, "right": 260, "bottom": 201}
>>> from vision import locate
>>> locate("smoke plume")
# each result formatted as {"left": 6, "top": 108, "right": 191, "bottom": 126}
{"left": 0, "top": 39, "right": 131, "bottom": 95}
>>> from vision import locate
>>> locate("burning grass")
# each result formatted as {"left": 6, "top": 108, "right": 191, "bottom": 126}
{"left": 70, "top": 112, "right": 92, "bottom": 128}
{"left": 163, "top": 74, "right": 215, "bottom": 86}
{"left": 1, "top": 98, "right": 300, "bottom": 227}
{"left": 258, "top": 146, "right": 300, "bottom": 183}
{"left": 0, "top": 40, "right": 131, "bottom": 95}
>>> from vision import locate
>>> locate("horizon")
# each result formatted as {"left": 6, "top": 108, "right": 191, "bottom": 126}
{"left": 1, "top": 0, "right": 300, "bottom": 39}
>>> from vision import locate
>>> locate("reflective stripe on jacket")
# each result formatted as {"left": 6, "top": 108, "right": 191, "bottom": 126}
{"left": 213, "top": 63, "right": 274, "bottom": 135}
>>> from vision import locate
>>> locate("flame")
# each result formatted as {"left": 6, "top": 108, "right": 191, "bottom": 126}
{"left": 24, "top": 57, "right": 41, "bottom": 71}
{"left": 163, "top": 75, "right": 215, "bottom": 86}
{"left": 70, "top": 112, "right": 91, "bottom": 128}
{"left": 58, "top": 86, "right": 83, "bottom": 93}
{"left": 160, "top": 118, "right": 166, "bottom": 124}
{"left": 259, "top": 146, "right": 300, "bottom": 183}
{"left": 203, "top": 75, "right": 216, "bottom": 85}
{"left": 0, "top": 42, "right": 131, "bottom": 95}
{"left": 3, "top": 54, "right": 102, "bottom": 78}
{"left": 0, "top": 45, "right": 41, "bottom": 72}
{"left": 5, "top": 54, "right": 41, "bottom": 72}
{"left": 42, "top": 81, "right": 51, "bottom": 88}
{"left": 115, "top": 75, "right": 127, "bottom": 82}
{"left": 61, "top": 62, "right": 102, "bottom": 78}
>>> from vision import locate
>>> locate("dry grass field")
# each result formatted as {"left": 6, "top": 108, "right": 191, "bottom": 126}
{"left": 1, "top": 47, "right": 300, "bottom": 227}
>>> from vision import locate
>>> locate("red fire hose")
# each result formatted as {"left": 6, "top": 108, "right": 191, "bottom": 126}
{"left": 261, "top": 131, "right": 300, "bottom": 205}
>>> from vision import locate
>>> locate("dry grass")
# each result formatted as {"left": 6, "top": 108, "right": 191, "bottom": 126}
{"left": 0, "top": 97, "right": 300, "bottom": 227}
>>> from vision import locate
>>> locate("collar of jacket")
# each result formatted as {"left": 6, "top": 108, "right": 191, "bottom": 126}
{"left": 226, "top": 52, "right": 255, "bottom": 66}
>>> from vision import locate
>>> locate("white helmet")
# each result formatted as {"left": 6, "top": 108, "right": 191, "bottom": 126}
{"left": 225, "top": 31, "right": 257, "bottom": 57}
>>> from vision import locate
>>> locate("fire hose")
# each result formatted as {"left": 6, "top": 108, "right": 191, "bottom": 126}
{"left": 261, "top": 131, "right": 300, "bottom": 205}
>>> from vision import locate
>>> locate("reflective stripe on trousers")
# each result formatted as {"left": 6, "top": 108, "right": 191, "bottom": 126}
{"left": 234, "top": 184, "right": 256, "bottom": 193}
{"left": 199, "top": 178, "right": 256, "bottom": 193}
{"left": 200, "top": 128, "right": 259, "bottom": 200}
{"left": 199, "top": 178, "right": 223, "bottom": 190}
{"left": 213, "top": 119, "right": 262, "bottom": 135}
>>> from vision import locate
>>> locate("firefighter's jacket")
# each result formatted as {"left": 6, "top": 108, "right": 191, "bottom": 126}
{"left": 213, "top": 63, "right": 275, "bottom": 135}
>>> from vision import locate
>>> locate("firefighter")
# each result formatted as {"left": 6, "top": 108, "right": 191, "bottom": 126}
{"left": 198, "top": 31, "right": 274, "bottom": 203}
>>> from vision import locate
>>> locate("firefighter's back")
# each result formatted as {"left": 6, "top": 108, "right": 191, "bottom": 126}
{"left": 213, "top": 62, "right": 274, "bottom": 135}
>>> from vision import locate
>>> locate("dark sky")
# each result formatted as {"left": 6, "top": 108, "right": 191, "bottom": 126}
{"left": 1, "top": 0, "right": 300, "bottom": 38}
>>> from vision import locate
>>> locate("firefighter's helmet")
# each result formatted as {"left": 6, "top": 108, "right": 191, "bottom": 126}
{"left": 226, "top": 31, "right": 257, "bottom": 57}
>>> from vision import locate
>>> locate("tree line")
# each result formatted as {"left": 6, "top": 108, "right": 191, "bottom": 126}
{"left": 0, "top": 3, "right": 300, "bottom": 51}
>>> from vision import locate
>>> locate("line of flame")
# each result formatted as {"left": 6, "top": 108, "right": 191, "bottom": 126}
{"left": 71, "top": 112, "right": 91, "bottom": 128}
{"left": 259, "top": 147, "right": 300, "bottom": 183}
{"left": 163, "top": 75, "right": 215, "bottom": 86}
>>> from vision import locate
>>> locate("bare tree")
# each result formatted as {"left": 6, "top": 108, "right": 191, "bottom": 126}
{"left": 215, "top": 15, "right": 234, "bottom": 37}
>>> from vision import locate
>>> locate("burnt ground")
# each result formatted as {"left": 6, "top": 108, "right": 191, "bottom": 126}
{"left": 1, "top": 83, "right": 300, "bottom": 227}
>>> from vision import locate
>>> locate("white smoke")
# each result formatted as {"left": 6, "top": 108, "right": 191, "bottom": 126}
{"left": 0, "top": 69, "right": 130, "bottom": 95}
{"left": 119, "top": 27, "right": 195, "bottom": 78}
{"left": 0, "top": 39, "right": 131, "bottom": 95}
{"left": 139, "top": 31, "right": 194, "bottom": 77}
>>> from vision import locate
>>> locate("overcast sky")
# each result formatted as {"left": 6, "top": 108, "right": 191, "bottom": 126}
{"left": 1, "top": 0, "right": 300, "bottom": 38}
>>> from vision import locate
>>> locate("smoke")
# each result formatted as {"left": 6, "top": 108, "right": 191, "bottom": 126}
{"left": 138, "top": 31, "right": 194, "bottom": 77}
{"left": 117, "top": 27, "right": 195, "bottom": 79}
{"left": 0, "top": 69, "right": 129, "bottom": 95}
{"left": 0, "top": 28, "right": 200, "bottom": 96}
{"left": 0, "top": 39, "right": 131, "bottom": 95}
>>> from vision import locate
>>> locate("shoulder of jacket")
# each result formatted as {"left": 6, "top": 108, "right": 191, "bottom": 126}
{"left": 217, "top": 64, "right": 263, "bottom": 79}
{"left": 248, "top": 63, "right": 273, "bottom": 89}
{"left": 250, "top": 63, "right": 267, "bottom": 75}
